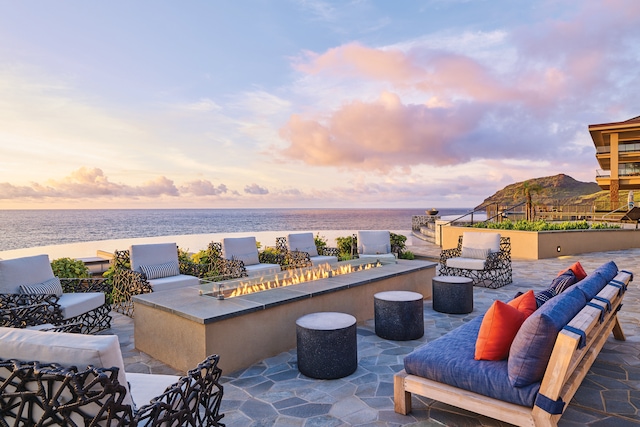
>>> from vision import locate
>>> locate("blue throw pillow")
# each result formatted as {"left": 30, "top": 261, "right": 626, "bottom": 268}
{"left": 508, "top": 286, "right": 587, "bottom": 387}
{"left": 534, "top": 288, "right": 556, "bottom": 308}
{"left": 549, "top": 270, "right": 577, "bottom": 294}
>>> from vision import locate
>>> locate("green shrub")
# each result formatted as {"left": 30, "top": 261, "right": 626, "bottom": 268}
{"left": 390, "top": 232, "right": 407, "bottom": 256}
{"left": 399, "top": 250, "right": 415, "bottom": 260}
{"left": 51, "top": 257, "right": 90, "bottom": 278}
{"left": 314, "top": 233, "right": 328, "bottom": 253}
{"left": 470, "top": 219, "right": 620, "bottom": 231}
{"left": 336, "top": 235, "right": 355, "bottom": 260}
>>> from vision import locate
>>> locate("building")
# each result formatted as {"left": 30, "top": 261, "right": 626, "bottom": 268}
{"left": 589, "top": 115, "right": 640, "bottom": 209}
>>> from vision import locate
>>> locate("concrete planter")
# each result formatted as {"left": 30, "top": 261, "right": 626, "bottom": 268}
{"left": 441, "top": 226, "right": 640, "bottom": 260}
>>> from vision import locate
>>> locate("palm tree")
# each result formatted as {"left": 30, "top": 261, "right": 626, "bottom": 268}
{"left": 521, "top": 181, "right": 543, "bottom": 221}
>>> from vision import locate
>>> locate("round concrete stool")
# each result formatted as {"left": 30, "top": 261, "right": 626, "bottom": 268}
{"left": 432, "top": 276, "right": 474, "bottom": 314}
{"left": 296, "top": 312, "right": 357, "bottom": 379}
{"left": 374, "top": 291, "right": 424, "bottom": 340}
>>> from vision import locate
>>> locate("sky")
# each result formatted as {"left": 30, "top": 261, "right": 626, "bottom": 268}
{"left": 1, "top": 0, "right": 639, "bottom": 210}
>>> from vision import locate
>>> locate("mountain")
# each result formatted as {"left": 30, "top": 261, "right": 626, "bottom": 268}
{"left": 476, "top": 174, "right": 603, "bottom": 209}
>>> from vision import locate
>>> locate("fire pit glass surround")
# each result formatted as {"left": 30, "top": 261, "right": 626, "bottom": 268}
{"left": 200, "top": 258, "right": 393, "bottom": 299}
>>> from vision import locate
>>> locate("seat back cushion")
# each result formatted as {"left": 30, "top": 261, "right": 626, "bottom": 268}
{"left": 222, "top": 237, "right": 260, "bottom": 266}
{"left": 0, "top": 327, "right": 133, "bottom": 407}
{"left": 287, "top": 233, "right": 319, "bottom": 257}
{"left": 507, "top": 285, "right": 587, "bottom": 387}
{"left": 357, "top": 230, "right": 391, "bottom": 255}
{"left": 130, "top": 243, "right": 179, "bottom": 274}
{"left": 576, "top": 260, "right": 618, "bottom": 300}
{"left": 462, "top": 232, "right": 501, "bottom": 253}
{"left": 0, "top": 254, "right": 55, "bottom": 294}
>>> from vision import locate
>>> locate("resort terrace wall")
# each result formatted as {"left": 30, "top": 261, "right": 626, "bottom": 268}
{"left": 441, "top": 226, "right": 640, "bottom": 259}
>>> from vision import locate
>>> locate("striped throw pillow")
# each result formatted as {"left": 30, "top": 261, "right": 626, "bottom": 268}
{"left": 20, "top": 277, "right": 63, "bottom": 296}
{"left": 140, "top": 261, "right": 180, "bottom": 280}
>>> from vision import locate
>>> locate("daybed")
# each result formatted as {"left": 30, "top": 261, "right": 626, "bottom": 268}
{"left": 0, "top": 254, "right": 111, "bottom": 334}
{"left": 394, "top": 261, "right": 632, "bottom": 427}
{"left": 0, "top": 327, "right": 224, "bottom": 426}
{"left": 112, "top": 243, "right": 201, "bottom": 317}
{"left": 439, "top": 231, "right": 512, "bottom": 288}
{"left": 276, "top": 232, "right": 339, "bottom": 269}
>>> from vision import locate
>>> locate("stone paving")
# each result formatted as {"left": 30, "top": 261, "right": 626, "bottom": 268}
{"left": 113, "top": 244, "right": 640, "bottom": 426}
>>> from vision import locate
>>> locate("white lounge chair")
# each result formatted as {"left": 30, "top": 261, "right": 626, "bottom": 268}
{"left": 285, "top": 232, "right": 339, "bottom": 267}
{"left": 222, "top": 236, "right": 281, "bottom": 277}
{"left": 356, "top": 230, "right": 397, "bottom": 262}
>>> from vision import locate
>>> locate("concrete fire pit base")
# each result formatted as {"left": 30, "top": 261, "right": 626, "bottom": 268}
{"left": 133, "top": 260, "right": 436, "bottom": 374}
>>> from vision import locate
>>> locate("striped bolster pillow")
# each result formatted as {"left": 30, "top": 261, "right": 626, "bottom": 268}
{"left": 20, "top": 277, "right": 64, "bottom": 296}
{"left": 140, "top": 261, "right": 180, "bottom": 280}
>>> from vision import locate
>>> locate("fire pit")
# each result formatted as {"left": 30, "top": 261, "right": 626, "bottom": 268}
{"left": 200, "top": 258, "right": 386, "bottom": 299}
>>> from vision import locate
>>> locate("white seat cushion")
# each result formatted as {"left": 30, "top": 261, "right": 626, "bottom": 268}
{"left": 446, "top": 257, "right": 486, "bottom": 270}
{"left": 309, "top": 255, "right": 338, "bottom": 266}
{"left": 126, "top": 372, "right": 181, "bottom": 409}
{"left": 0, "top": 254, "right": 55, "bottom": 294}
{"left": 287, "top": 233, "right": 319, "bottom": 257}
{"left": 0, "top": 327, "right": 133, "bottom": 407}
{"left": 357, "top": 231, "right": 391, "bottom": 255}
{"left": 222, "top": 237, "right": 260, "bottom": 266}
{"left": 359, "top": 253, "right": 397, "bottom": 262}
{"left": 245, "top": 263, "right": 281, "bottom": 277}
{"left": 130, "top": 243, "right": 179, "bottom": 274}
{"left": 148, "top": 274, "right": 200, "bottom": 292}
{"left": 57, "top": 292, "right": 105, "bottom": 320}
{"left": 461, "top": 232, "right": 501, "bottom": 253}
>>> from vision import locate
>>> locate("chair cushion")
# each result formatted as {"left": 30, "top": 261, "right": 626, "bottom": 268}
{"left": 148, "top": 274, "right": 200, "bottom": 292}
{"left": 357, "top": 230, "right": 391, "bottom": 254}
{"left": 245, "top": 263, "right": 280, "bottom": 277}
{"left": 287, "top": 233, "right": 319, "bottom": 257}
{"left": 358, "top": 253, "right": 396, "bottom": 261}
{"left": 222, "top": 237, "right": 260, "bottom": 266}
{"left": 508, "top": 285, "right": 587, "bottom": 387}
{"left": 126, "top": 372, "right": 181, "bottom": 409}
{"left": 0, "top": 254, "right": 54, "bottom": 294}
{"left": 461, "top": 247, "right": 491, "bottom": 260}
{"left": 57, "top": 292, "right": 105, "bottom": 320}
{"left": 462, "top": 232, "right": 501, "bottom": 252}
{"left": 0, "top": 327, "right": 133, "bottom": 407}
{"left": 576, "top": 260, "right": 618, "bottom": 300}
{"left": 140, "top": 261, "right": 180, "bottom": 280}
{"left": 130, "top": 243, "right": 178, "bottom": 274}
{"left": 446, "top": 257, "right": 486, "bottom": 270}
{"left": 310, "top": 255, "right": 338, "bottom": 267}
{"left": 19, "top": 277, "right": 63, "bottom": 297}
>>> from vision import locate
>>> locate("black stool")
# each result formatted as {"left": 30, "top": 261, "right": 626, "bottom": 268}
{"left": 296, "top": 312, "right": 357, "bottom": 379}
{"left": 374, "top": 291, "right": 424, "bottom": 340}
{"left": 432, "top": 276, "right": 474, "bottom": 314}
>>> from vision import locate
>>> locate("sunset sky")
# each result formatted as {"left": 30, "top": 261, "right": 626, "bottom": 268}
{"left": 1, "top": 0, "right": 639, "bottom": 209}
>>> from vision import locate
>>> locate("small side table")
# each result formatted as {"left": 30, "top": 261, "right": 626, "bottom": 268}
{"left": 374, "top": 291, "right": 424, "bottom": 340}
{"left": 296, "top": 312, "right": 357, "bottom": 379}
{"left": 432, "top": 276, "right": 474, "bottom": 314}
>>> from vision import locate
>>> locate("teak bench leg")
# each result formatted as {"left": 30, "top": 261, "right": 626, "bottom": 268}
{"left": 394, "top": 371, "right": 411, "bottom": 415}
{"left": 612, "top": 315, "right": 626, "bottom": 341}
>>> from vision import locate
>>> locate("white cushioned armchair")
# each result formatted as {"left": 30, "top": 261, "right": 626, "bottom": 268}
{"left": 0, "top": 327, "right": 224, "bottom": 426}
{"left": 275, "top": 232, "right": 339, "bottom": 269}
{"left": 439, "top": 231, "right": 512, "bottom": 288}
{"left": 112, "top": 243, "right": 200, "bottom": 317}
{"left": 221, "top": 237, "right": 281, "bottom": 277}
{"left": 0, "top": 254, "right": 111, "bottom": 334}
{"left": 355, "top": 230, "right": 397, "bottom": 262}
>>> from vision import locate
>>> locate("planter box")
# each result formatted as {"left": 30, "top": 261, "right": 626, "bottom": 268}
{"left": 441, "top": 226, "right": 640, "bottom": 259}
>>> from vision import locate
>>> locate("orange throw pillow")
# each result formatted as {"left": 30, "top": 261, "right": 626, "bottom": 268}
{"left": 507, "top": 290, "right": 537, "bottom": 318}
{"left": 475, "top": 301, "right": 527, "bottom": 361}
{"left": 559, "top": 261, "right": 587, "bottom": 281}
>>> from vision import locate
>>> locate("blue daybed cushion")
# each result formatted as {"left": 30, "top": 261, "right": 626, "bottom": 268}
{"left": 404, "top": 315, "right": 541, "bottom": 407}
{"left": 576, "top": 260, "right": 618, "bottom": 300}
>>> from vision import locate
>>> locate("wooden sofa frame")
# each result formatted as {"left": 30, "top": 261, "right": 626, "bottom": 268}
{"left": 439, "top": 235, "right": 513, "bottom": 288}
{"left": 394, "top": 270, "right": 632, "bottom": 427}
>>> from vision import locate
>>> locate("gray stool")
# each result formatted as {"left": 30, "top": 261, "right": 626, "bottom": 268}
{"left": 432, "top": 276, "right": 474, "bottom": 314}
{"left": 374, "top": 291, "right": 424, "bottom": 340}
{"left": 296, "top": 312, "right": 357, "bottom": 379}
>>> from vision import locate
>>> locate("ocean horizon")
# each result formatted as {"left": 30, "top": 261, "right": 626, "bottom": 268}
{"left": 0, "top": 208, "right": 473, "bottom": 257}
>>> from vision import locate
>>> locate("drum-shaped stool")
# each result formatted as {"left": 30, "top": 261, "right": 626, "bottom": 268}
{"left": 296, "top": 312, "right": 357, "bottom": 379}
{"left": 374, "top": 291, "right": 424, "bottom": 340}
{"left": 432, "top": 276, "right": 474, "bottom": 314}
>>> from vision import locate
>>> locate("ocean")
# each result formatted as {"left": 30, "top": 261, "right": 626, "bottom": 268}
{"left": 0, "top": 208, "right": 471, "bottom": 252}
